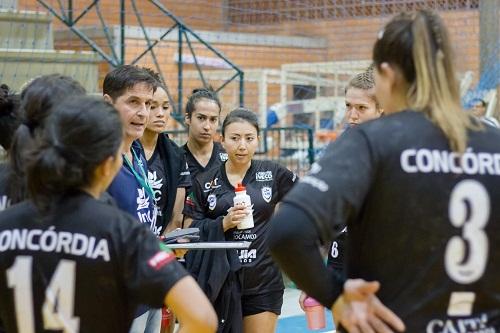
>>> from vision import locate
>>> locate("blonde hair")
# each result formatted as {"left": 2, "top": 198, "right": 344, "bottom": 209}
{"left": 347, "top": 67, "right": 375, "bottom": 92}
{"left": 373, "top": 10, "right": 478, "bottom": 153}
{"left": 345, "top": 65, "right": 381, "bottom": 109}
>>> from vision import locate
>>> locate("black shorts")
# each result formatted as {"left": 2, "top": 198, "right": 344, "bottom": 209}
{"left": 241, "top": 290, "right": 284, "bottom": 316}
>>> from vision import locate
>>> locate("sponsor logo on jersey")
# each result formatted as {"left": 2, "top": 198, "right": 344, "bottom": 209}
{"left": 208, "top": 194, "right": 217, "bottom": 211}
{"left": 185, "top": 192, "right": 195, "bottom": 208}
{"left": 137, "top": 205, "right": 160, "bottom": 236}
{"left": 426, "top": 313, "right": 493, "bottom": 333}
{"left": 256, "top": 171, "right": 273, "bottom": 181}
{"left": 0, "top": 228, "right": 111, "bottom": 261}
{"left": 219, "top": 152, "right": 228, "bottom": 161}
{"left": 238, "top": 249, "right": 257, "bottom": 263}
{"left": 136, "top": 187, "right": 160, "bottom": 235}
{"left": 148, "top": 250, "right": 176, "bottom": 270}
{"left": 261, "top": 186, "right": 272, "bottom": 203}
{"left": 137, "top": 188, "right": 150, "bottom": 210}
{"left": 147, "top": 170, "right": 163, "bottom": 202}
{"left": 233, "top": 230, "right": 257, "bottom": 240}
{"left": 400, "top": 148, "right": 500, "bottom": 176}
{"left": 203, "top": 177, "right": 221, "bottom": 192}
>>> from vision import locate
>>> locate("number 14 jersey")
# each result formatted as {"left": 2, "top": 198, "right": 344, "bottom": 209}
{"left": 0, "top": 192, "right": 187, "bottom": 333}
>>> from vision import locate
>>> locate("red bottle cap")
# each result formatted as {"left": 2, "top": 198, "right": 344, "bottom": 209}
{"left": 235, "top": 183, "right": 246, "bottom": 192}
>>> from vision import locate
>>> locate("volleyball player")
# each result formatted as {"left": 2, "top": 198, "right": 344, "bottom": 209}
{"left": 184, "top": 108, "right": 297, "bottom": 333}
{"left": 299, "top": 68, "right": 384, "bottom": 311}
{"left": 270, "top": 10, "right": 500, "bottom": 332}
{"left": 139, "top": 70, "right": 191, "bottom": 235}
{"left": 0, "top": 84, "right": 20, "bottom": 153}
{"left": 0, "top": 84, "right": 20, "bottom": 213}
{"left": 182, "top": 89, "right": 227, "bottom": 204}
{"left": 0, "top": 75, "right": 86, "bottom": 209}
{"left": 0, "top": 96, "right": 217, "bottom": 333}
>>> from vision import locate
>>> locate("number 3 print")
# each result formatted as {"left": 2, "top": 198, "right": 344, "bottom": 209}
{"left": 445, "top": 180, "right": 490, "bottom": 284}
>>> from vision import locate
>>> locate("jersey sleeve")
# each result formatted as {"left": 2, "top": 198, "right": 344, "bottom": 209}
{"left": 326, "top": 230, "right": 346, "bottom": 273}
{"left": 182, "top": 177, "right": 206, "bottom": 220}
{"left": 282, "top": 128, "right": 376, "bottom": 242}
{"left": 120, "top": 216, "right": 188, "bottom": 308}
{"left": 274, "top": 163, "right": 298, "bottom": 202}
{"left": 177, "top": 158, "right": 192, "bottom": 189}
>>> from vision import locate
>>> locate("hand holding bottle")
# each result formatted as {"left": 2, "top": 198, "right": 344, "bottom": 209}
{"left": 223, "top": 205, "right": 249, "bottom": 231}
{"left": 233, "top": 183, "right": 254, "bottom": 230}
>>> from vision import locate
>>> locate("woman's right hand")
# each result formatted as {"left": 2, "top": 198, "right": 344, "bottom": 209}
{"left": 222, "top": 205, "right": 249, "bottom": 232}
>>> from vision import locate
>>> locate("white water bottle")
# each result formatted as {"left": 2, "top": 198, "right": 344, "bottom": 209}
{"left": 233, "top": 183, "right": 254, "bottom": 230}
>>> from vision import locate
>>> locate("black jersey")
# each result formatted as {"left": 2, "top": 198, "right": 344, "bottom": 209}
{"left": 184, "top": 160, "right": 296, "bottom": 295}
{"left": 147, "top": 145, "right": 190, "bottom": 233}
{"left": 283, "top": 111, "right": 500, "bottom": 332}
{"left": 183, "top": 142, "right": 227, "bottom": 181}
{"left": 0, "top": 163, "right": 10, "bottom": 212}
{"left": 326, "top": 226, "right": 346, "bottom": 272}
{"left": 0, "top": 192, "right": 188, "bottom": 333}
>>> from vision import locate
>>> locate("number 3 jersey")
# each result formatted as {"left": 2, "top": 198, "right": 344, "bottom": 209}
{"left": 184, "top": 160, "right": 297, "bottom": 295}
{"left": 283, "top": 111, "right": 500, "bottom": 332}
{"left": 0, "top": 192, "right": 188, "bottom": 333}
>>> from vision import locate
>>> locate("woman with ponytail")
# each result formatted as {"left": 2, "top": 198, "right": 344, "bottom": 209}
{"left": 0, "top": 84, "right": 20, "bottom": 213}
{"left": 269, "top": 10, "right": 500, "bottom": 332}
{"left": 1, "top": 74, "right": 86, "bottom": 207}
{"left": 0, "top": 84, "right": 20, "bottom": 154}
{"left": 0, "top": 96, "right": 217, "bottom": 333}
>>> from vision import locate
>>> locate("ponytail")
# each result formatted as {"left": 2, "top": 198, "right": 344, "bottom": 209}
{"left": 0, "top": 84, "right": 20, "bottom": 150}
{"left": 185, "top": 87, "right": 221, "bottom": 118}
{"left": 374, "top": 10, "right": 477, "bottom": 153}
{"left": 25, "top": 96, "right": 122, "bottom": 213}
{"left": 7, "top": 74, "right": 86, "bottom": 204}
{"left": 411, "top": 11, "right": 474, "bottom": 153}
{"left": 26, "top": 142, "right": 85, "bottom": 212}
{"left": 7, "top": 124, "right": 34, "bottom": 203}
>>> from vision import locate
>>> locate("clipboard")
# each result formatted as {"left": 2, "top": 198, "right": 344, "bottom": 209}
{"left": 165, "top": 241, "right": 251, "bottom": 250}
{"left": 162, "top": 228, "right": 200, "bottom": 244}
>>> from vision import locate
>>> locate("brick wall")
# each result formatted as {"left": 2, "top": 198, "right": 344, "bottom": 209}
{"left": 229, "top": 10, "right": 480, "bottom": 76}
{"left": 22, "top": 0, "right": 480, "bottom": 77}
{"left": 18, "top": 0, "right": 225, "bottom": 30}
{"left": 22, "top": 0, "right": 483, "bottom": 116}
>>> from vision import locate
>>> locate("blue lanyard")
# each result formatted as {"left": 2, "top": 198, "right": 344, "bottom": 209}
{"left": 123, "top": 149, "right": 155, "bottom": 200}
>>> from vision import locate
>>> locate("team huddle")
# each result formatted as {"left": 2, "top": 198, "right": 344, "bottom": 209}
{"left": 0, "top": 9, "right": 499, "bottom": 333}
